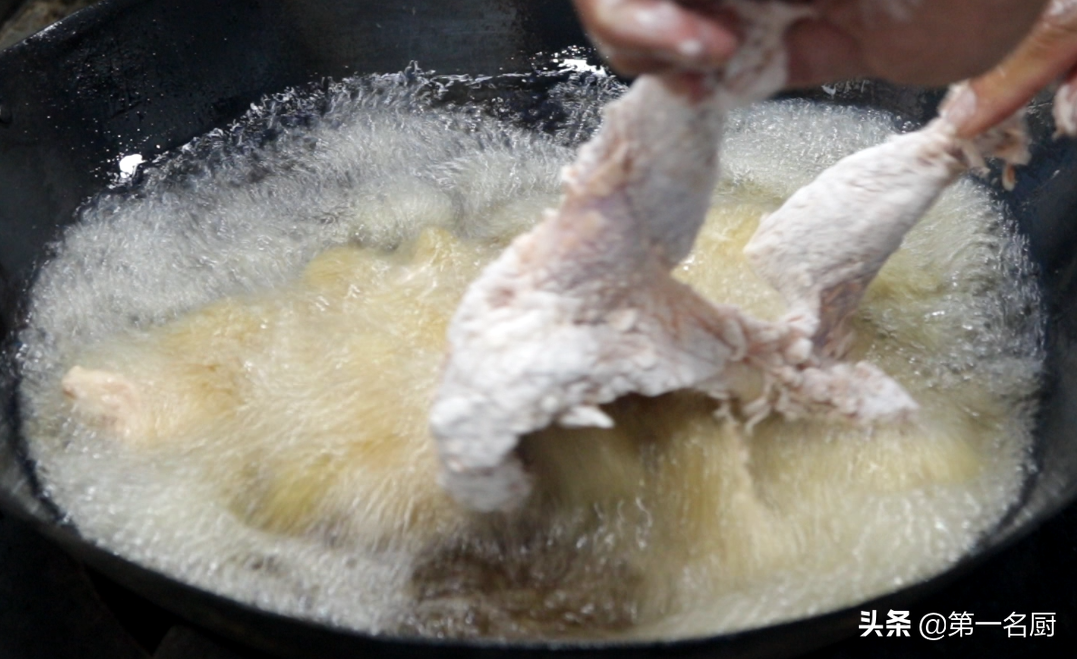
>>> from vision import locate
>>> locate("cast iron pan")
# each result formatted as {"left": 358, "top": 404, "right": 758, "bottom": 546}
{"left": 2, "top": 1, "right": 1077, "bottom": 657}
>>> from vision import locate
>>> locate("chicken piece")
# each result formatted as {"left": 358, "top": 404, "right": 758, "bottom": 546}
{"left": 744, "top": 112, "right": 1030, "bottom": 357}
{"left": 431, "top": 2, "right": 919, "bottom": 513}
{"left": 62, "top": 366, "right": 148, "bottom": 441}
{"left": 754, "top": 0, "right": 1071, "bottom": 361}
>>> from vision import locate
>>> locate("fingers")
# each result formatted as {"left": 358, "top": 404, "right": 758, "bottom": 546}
{"left": 942, "top": 0, "right": 1077, "bottom": 137}
{"left": 788, "top": 0, "right": 1049, "bottom": 89}
{"left": 570, "top": 0, "right": 1064, "bottom": 118}
{"left": 572, "top": 0, "right": 741, "bottom": 75}
{"left": 783, "top": 17, "right": 868, "bottom": 88}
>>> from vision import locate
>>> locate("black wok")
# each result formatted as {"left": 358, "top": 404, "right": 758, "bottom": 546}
{"left": 2, "top": 1, "right": 1077, "bottom": 657}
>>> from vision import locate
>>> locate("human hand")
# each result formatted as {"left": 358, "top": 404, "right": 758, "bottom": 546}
{"left": 572, "top": 0, "right": 1049, "bottom": 87}
{"left": 940, "top": 0, "right": 1077, "bottom": 137}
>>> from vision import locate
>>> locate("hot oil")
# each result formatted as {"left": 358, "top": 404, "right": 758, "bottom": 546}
{"left": 17, "top": 71, "right": 1042, "bottom": 640}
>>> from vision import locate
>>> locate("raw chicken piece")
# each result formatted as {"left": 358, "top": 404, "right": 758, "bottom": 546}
{"left": 431, "top": 2, "right": 918, "bottom": 513}
{"left": 744, "top": 111, "right": 1030, "bottom": 357}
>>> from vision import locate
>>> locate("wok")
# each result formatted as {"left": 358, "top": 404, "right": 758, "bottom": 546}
{"left": 2, "top": 0, "right": 1077, "bottom": 656}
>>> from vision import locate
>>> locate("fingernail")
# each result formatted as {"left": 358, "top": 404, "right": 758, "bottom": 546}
{"left": 678, "top": 38, "right": 704, "bottom": 59}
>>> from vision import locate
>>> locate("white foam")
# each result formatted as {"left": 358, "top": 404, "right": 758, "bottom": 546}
{"left": 559, "top": 58, "right": 608, "bottom": 76}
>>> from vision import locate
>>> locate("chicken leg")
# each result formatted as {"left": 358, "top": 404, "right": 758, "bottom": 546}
{"left": 744, "top": 111, "right": 1030, "bottom": 358}
{"left": 430, "top": 2, "right": 917, "bottom": 512}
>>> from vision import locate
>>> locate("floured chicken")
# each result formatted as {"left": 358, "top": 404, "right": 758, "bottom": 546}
{"left": 432, "top": 2, "right": 916, "bottom": 511}
{"left": 748, "top": 0, "right": 1077, "bottom": 358}
{"left": 432, "top": 0, "right": 1069, "bottom": 512}
{"left": 745, "top": 112, "right": 1030, "bottom": 357}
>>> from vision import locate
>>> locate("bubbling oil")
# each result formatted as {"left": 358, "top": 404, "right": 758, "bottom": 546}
{"left": 17, "top": 70, "right": 1042, "bottom": 641}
